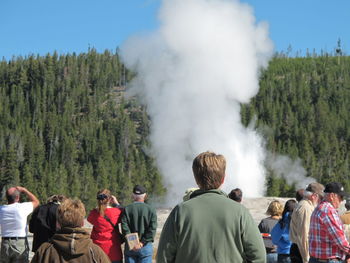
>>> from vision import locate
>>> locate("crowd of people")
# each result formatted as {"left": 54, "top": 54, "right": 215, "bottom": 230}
{"left": 0, "top": 185, "right": 156, "bottom": 263}
{"left": 1, "top": 151, "right": 350, "bottom": 263}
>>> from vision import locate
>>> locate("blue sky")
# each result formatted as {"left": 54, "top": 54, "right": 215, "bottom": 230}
{"left": 1, "top": 0, "right": 349, "bottom": 60}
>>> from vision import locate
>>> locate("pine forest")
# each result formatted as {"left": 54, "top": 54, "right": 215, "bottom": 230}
{"left": 1, "top": 49, "right": 350, "bottom": 208}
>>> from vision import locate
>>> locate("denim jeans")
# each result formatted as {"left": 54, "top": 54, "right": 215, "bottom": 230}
{"left": 125, "top": 243, "right": 153, "bottom": 263}
{"left": 278, "top": 254, "right": 291, "bottom": 263}
{"left": 267, "top": 253, "right": 278, "bottom": 263}
{"left": 309, "top": 257, "right": 344, "bottom": 263}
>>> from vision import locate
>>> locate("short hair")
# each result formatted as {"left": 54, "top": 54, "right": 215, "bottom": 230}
{"left": 132, "top": 193, "right": 146, "bottom": 201}
{"left": 228, "top": 188, "right": 242, "bottom": 202}
{"left": 6, "top": 188, "right": 20, "bottom": 203}
{"left": 192, "top": 151, "right": 226, "bottom": 190}
{"left": 57, "top": 199, "right": 85, "bottom": 228}
{"left": 295, "top": 189, "right": 305, "bottom": 202}
{"left": 266, "top": 200, "right": 283, "bottom": 217}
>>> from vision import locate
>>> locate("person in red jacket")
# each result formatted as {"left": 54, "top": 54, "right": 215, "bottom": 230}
{"left": 87, "top": 189, "right": 124, "bottom": 263}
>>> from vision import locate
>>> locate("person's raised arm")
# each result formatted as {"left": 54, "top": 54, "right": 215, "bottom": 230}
{"left": 16, "top": 186, "right": 40, "bottom": 209}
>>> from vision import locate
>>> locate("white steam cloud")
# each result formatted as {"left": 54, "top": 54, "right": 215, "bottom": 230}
{"left": 121, "top": 0, "right": 275, "bottom": 204}
{"left": 266, "top": 154, "right": 315, "bottom": 189}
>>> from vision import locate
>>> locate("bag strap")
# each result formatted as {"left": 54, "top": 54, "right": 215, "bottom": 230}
{"left": 104, "top": 214, "right": 117, "bottom": 229}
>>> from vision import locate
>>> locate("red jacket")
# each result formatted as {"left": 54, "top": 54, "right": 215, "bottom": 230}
{"left": 87, "top": 207, "right": 123, "bottom": 261}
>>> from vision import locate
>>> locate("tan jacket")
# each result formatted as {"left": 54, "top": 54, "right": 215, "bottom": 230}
{"left": 289, "top": 199, "right": 315, "bottom": 263}
{"left": 341, "top": 211, "right": 350, "bottom": 225}
{"left": 31, "top": 227, "right": 111, "bottom": 263}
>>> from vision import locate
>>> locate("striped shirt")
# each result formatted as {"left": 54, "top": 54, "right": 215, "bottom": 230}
{"left": 309, "top": 201, "right": 350, "bottom": 260}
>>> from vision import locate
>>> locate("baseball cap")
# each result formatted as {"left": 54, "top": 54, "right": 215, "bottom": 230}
{"left": 305, "top": 182, "right": 325, "bottom": 197}
{"left": 324, "top": 182, "right": 349, "bottom": 198}
{"left": 133, "top": 185, "right": 146, "bottom": 195}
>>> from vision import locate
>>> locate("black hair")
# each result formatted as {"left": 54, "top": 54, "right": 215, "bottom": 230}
{"left": 295, "top": 189, "right": 305, "bottom": 202}
{"left": 228, "top": 188, "right": 242, "bottom": 203}
{"left": 279, "top": 199, "right": 296, "bottom": 228}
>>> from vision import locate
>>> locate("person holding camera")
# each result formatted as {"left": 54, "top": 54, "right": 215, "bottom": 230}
{"left": 87, "top": 189, "right": 124, "bottom": 263}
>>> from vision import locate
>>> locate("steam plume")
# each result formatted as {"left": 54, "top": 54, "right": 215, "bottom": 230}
{"left": 121, "top": 0, "right": 274, "bottom": 203}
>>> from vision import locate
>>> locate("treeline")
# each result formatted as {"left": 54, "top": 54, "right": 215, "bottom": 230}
{"left": 242, "top": 53, "right": 350, "bottom": 196}
{"left": 0, "top": 49, "right": 165, "bottom": 210}
{"left": 1, "top": 49, "right": 350, "bottom": 202}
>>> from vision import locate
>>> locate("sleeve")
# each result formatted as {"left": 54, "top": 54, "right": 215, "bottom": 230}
{"left": 92, "top": 244, "right": 112, "bottom": 263}
{"left": 20, "top": 202, "right": 34, "bottom": 217}
{"left": 298, "top": 206, "right": 312, "bottom": 263}
{"left": 271, "top": 222, "right": 282, "bottom": 245}
{"left": 156, "top": 206, "right": 179, "bottom": 263}
{"left": 121, "top": 209, "right": 131, "bottom": 236}
{"left": 240, "top": 209, "right": 267, "bottom": 263}
{"left": 30, "top": 242, "right": 51, "bottom": 263}
{"left": 258, "top": 220, "right": 264, "bottom": 233}
{"left": 141, "top": 208, "right": 157, "bottom": 243}
{"left": 324, "top": 209, "right": 350, "bottom": 254}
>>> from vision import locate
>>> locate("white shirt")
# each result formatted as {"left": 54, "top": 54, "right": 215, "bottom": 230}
{"left": 0, "top": 202, "right": 33, "bottom": 237}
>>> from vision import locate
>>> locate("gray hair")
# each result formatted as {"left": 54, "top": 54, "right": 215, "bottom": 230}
{"left": 133, "top": 193, "right": 146, "bottom": 201}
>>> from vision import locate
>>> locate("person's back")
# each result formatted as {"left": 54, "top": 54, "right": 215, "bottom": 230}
{"left": 29, "top": 195, "right": 66, "bottom": 252}
{"left": 161, "top": 189, "right": 265, "bottom": 262}
{"left": 123, "top": 202, "right": 156, "bottom": 235}
{"left": 0, "top": 186, "right": 39, "bottom": 263}
{"left": 0, "top": 202, "right": 33, "bottom": 236}
{"left": 156, "top": 151, "right": 266, "bottom": 263}
{"left": 88, "top": 189, "right": 123, "bottom": 263}
{"left": 31, "top": 198, "right": 111, "bottom": 263}
{"left": 121, "top": 185, "right": 157, "bottom": 263}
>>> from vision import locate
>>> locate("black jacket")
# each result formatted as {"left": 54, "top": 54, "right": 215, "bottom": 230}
{"left": 29, "top": 202, "right": 59, "bottom": 252}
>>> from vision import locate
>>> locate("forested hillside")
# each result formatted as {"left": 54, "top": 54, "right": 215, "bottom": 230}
{"left": 1, "top": 49, "right": 350, "bottom": 204}
{"left": 242, "top": 53, "right": 350, "bottom": 196}
{"left": 0, "top": 49, "right": 164, "bottom": 209}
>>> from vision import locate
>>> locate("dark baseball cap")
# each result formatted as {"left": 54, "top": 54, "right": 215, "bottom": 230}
{"left": 324, "top": 182, "right": 349, "bottom": 198}
{"left": 133, "top": 185, "right": 146, "bottom": 195}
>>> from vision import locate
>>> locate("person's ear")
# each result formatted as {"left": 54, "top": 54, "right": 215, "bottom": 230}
{"left": 221, "top": 174, "right": 226, "bottom": 185}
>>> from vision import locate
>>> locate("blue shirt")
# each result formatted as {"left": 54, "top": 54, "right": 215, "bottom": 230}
{"left": 271, "top": 212, "right": 292, "bottom": 254}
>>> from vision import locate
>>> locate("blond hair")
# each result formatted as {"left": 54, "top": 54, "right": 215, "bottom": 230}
{"left": 57, "top": 199, "right": 86, "bottom": 228}
{"left": 192, "top": 151, "right": 226, "bottom": 190}
{"left": 266, "top": 200, "right": 283, "bottom": 217}
{"left": 97, "top": 189, "right": 111, "bottom": 217}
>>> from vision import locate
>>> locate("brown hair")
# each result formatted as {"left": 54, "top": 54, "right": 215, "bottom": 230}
{"left": 97, "top": 189, "right": 111, "bottom": 217}
{"left": 46, "top": 194, "right": 67, "bottom": 204}
{"left": 192, "top": 151, "right": 226, "bottom": 190}
{"left": 57, "top": 199, "right": 86, "bottom": 228}
{"left": 266, "top": 200, "right": 283, "bottom": 217}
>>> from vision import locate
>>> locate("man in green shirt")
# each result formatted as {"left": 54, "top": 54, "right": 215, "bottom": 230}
{"left": 156, "top": 151, "right": 266, "bottom": 263}
{"left": 121, "top": 185, "right": 157, "bottom": 263}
